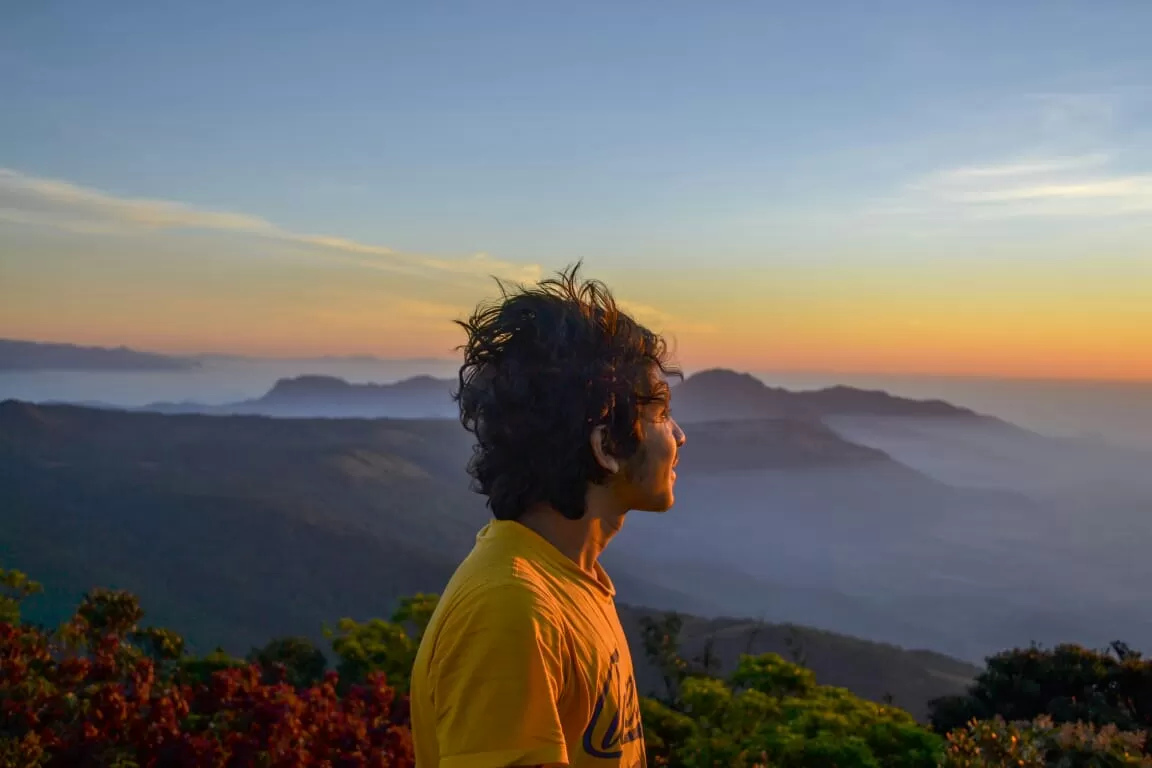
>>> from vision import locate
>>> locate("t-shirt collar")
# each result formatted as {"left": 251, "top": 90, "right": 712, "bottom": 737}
{"left": 481, "top": 519, "right": 617, "bottom": 600}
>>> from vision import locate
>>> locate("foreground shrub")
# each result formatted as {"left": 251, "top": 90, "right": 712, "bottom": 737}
{"left": 7, "top": 566, "right": 1152, "bottom": 768}
{"left": 642, "top": 651, "right": 946, "bottom": 768}
{"left": 0, "top": 579, "right": 413, "bottom": 766}
{"left": 942, "top": 715, "right": 1152, "bottom": 767}
{"left": 324, "top": 592, "right": 438, "bottom": 694}
{"left": 931, "top": 643, "right": 1152, "bottom": 737}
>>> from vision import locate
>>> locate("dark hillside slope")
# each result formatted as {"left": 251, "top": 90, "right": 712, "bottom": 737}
{"left": 0, "top": 401, "right": 981, "bottom": 717}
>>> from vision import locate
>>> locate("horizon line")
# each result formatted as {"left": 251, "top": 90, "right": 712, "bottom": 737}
{"left": 3, "top": 336, "right": 1151, "bottom": 387}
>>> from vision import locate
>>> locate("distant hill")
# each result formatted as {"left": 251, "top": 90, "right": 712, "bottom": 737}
{"left": 671, "top": 369, "right": 988, "bottom": 422}
{"left": 0, "top": 339, "right": 197, "bottom": 372}
{"left": 133, "top": 368, "right": 999, "bottom": 424}
{"left": 144, "top": 374, "right": 458, "bottom": 418}
{"left": 0, "top": 400, "right": 981, "bottom": 719}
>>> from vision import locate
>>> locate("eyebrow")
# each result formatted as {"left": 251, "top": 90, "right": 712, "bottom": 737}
{"left": 642, "top": 382, "right": 671, "bottom": 403}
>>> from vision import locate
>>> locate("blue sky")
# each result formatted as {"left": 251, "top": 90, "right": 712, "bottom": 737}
{"left": 1, "top": 1, "right": 1150, "bottom": 377}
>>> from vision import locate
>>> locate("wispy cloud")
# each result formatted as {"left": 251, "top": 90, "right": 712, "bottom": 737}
{"left": 904, "top": 158, "right": 1152, "bottom": 218}
{"left": 925, "top": 153, "right": 1111, "bottom": 183}
{"left": 876, "top": 91, "right": 1152, "bottom": 221}
{"left": 866, "top": 90, "right": 1152, "bottom": 222}
{"left": 0, "top": 168, "right": 277, "bottom": 235}
{"left": 618, "top": 299, "right": 717, "bottom": 335}
{"left": 951, "top": 176, "right": 1152, "bottom": 203}
{"left": 0, "top": 168, "right": 541, "bottom": 283}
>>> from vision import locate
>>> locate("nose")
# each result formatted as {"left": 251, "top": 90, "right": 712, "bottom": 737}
{"left": 672, "top": 418, "right": 686, "bottom": 448}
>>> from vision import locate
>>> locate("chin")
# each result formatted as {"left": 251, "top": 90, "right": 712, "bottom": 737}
{"left": 633, "top": 491, "right": 675, "bottom": 513}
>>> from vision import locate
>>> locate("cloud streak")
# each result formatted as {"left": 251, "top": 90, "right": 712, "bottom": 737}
{"left": 910, "top": 158, "right": 1152, "bottom": 217}
{"left": 0, "top": 168, "right": 541, "bottom": 283}
{"left": 926, "top": 153, "right": 1111, "bottom": 183}
{"left": 618, "top": 300, "right": 717, "bottom": 335}
{"left": 871, "top": 91, "right": 1152, "bottom": 221}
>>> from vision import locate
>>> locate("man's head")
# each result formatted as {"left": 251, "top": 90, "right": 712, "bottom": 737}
{"left": 455, "top": 264, "right": 686, "bottom": 522}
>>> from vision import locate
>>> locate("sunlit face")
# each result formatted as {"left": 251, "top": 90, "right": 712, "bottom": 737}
{"left": 618, "top": 367, "right": 687, "bottom": 513}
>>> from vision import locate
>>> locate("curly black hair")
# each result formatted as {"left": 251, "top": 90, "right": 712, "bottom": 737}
{"left": 454, "top": 263, "right": 681, "bottom": 521}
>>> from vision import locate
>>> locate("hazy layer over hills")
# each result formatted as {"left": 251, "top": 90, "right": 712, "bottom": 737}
{"left": 4, "top": 359, "right": 1151, "bottom": 661}
{"left": 0, "top": 399, "right": 979, "bottom": 718}
{"left": 0, "top": 339, "right": 197, "bottom": 372}
{"left": 131, "top": 367, "right": 999, "bottom": 423}
{"left": 3, "top": 366, "right": 1148, "bottom": 700}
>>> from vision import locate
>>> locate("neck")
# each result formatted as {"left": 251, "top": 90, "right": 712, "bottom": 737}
{"left": 517, "top": 494, "right": 626, "bottom": 573}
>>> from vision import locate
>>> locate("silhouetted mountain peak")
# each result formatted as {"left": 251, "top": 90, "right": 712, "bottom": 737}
{"left": 673, "top": 369, "right": 802, "bottom": 421}
{"left": 262, "top": 375, "right": 355, "bottom": 400}
{"left": 258, "top": 375, "right": 452, "bottom": 403}
{"left": 218, "top": 374, "right": 460, "bottom": 417}
{"left": 388, "top": 374, "right": 454, "bottom": 392}
{"left": 671, "top": 369, "right": 983, "bottom": 423}
{"left": 681, "top": 368, "right": 772, "bottom": 394}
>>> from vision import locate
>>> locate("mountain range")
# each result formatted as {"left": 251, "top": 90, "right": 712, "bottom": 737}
{"left": 0, "top": 397, "right": 979, "bottom": 719}
{"left": 0, "top": 339, "right": 197, "bottom": 372}
{"left": 3, "top": 363, "right": 1150, "bottom": 719}
{"left": 134, "top": 367, "right": 1006, "bottom": 425}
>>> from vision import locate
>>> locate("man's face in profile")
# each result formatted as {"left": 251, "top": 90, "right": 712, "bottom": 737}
{"left": 616, "top": 367, "right": 686, "bottom": 513}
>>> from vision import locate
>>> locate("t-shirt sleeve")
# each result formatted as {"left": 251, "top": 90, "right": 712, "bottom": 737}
{"left": 429, "top": 583, "right": 570, "bottom": 768}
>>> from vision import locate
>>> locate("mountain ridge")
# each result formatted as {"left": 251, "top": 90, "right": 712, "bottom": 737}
{"left": 0, "top": 399, "right": 980, "bottom": 720}
{"left": 0, "top": 339, "right": 197, "bottom": 372}
{"left": 116, "top": 368, "right": 1011, "bottom": 426}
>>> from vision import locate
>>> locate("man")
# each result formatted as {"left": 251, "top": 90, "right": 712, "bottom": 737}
{"left": 410, "top": 264, "right": 687, "bottom": 768}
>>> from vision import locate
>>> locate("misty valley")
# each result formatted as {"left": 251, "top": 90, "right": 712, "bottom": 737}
{"left": 3, "top": 353, "right": 1150, "bottom": 707}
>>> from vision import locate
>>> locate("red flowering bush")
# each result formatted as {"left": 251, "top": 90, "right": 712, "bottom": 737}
{"left": 0, "top": 570, "right": 413, "bottom": 767}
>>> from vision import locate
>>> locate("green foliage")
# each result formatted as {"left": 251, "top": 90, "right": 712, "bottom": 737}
{"left": 325, "top": 592, "right": 439, "bottom": 693}
{"left": 176, "top": 647, "right": 246, "bottom": 684}
{"left": 641, "top": 614, "right": 1152, "bottom": 768}
{"left": 247, "top": 636, "right": 328, "bottom": 688}
{"left": 56, "top": 587, "right": 146, "bottom": 654}
{"left": 641, "top": 697, "right": 698, "bottom": 766}
{"left": 8, "top": 555, "right": 1152, "bottom": 768}
{"left": 931, "top": 643, "right": 1152, "bottom": 737}
{"left": 0, "top": 566, "right": 42, "bottom": 625}
{"left": 639, "top": 619, "right": 947, "bottom": 768}
{"left": 731, "top": 651, "right": 817, "bottom": 698}
{"left": 942, "top": 716, "right": 1152, "bottom": 767}
{"left": 130, "top": 626, "right": 186, "bottom": 663}
{"left": 641, "top": 612, "right": 693, "bottom": 704}
{"left": 391, "top": 591, "right": 439, "bottom": 636}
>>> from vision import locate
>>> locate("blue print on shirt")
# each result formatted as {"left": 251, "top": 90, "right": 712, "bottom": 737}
{"left": 581, "top": 648, "right": 643, "bottom": 759}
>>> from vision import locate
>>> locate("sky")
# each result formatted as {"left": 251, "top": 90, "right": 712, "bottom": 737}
{"left": 1, "top": 1, "right": 1150, "bottom": 380}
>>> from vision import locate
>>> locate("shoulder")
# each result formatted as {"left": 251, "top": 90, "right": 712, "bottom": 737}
{"left": 440, "top": 536, "right": 569, "bottom": 625}
{"left": 440, "top": 577, "right": 567, "bottom": 637}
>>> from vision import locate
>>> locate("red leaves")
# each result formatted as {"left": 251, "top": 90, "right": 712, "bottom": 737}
{"left": 0, "top": 619, "right": 415, "bottom": 767}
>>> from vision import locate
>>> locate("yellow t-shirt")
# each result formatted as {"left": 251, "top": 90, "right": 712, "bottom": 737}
{"left": 410, "top": 520, "right": 646, "bottom": 768}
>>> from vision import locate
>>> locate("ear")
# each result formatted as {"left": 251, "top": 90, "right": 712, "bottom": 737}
{"left": 590, "top": 425, "right": 621, "bottom": 474}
